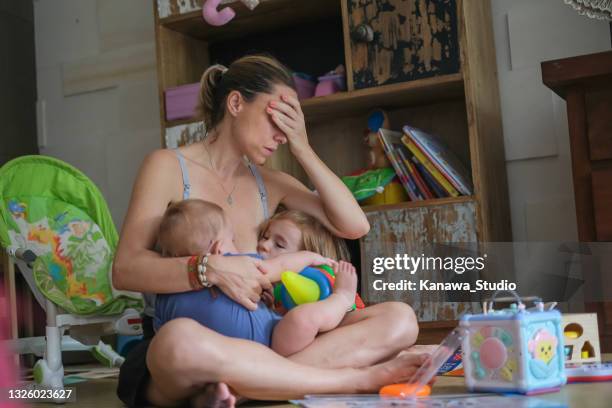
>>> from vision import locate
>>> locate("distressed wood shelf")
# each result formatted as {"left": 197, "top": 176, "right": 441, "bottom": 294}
{"left": 361, "top": 195, "right": 474, "bottom": 214}
{"left": 163, "top": 73, "right": 464, "bottom": 127}
{"left": 160, "top": 0, "right": 339, "bottom": 42}
{"left": 301, "top": 74, "right": 465, "bottom": 122}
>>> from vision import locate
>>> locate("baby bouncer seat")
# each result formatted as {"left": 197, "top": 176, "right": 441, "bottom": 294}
{"left": 0, "top": 155, "right": 143, "bottom": 395}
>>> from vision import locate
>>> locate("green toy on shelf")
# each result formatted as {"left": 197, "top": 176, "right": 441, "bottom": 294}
{"left": 341, "top": 168, "right": 396, "bottom": 202}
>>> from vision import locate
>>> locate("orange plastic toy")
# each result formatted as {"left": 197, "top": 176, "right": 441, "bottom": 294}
{"left": 379, "top": 383, "right": 431, "bottom": 398}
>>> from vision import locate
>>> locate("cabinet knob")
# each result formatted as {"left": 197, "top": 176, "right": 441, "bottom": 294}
{"left": 351, "top": 23, "right": 374, "bottom": 43}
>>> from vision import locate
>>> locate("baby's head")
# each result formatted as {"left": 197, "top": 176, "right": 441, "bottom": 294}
{"left": 257, "top": 210, "right": 350, "bottom": 261}
{"left": 157, "top": 199, "right": 235, "bottom": 257}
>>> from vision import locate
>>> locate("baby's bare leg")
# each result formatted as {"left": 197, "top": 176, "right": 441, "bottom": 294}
{"left": 272, "top": 261, "right": 358, "bottom": 356}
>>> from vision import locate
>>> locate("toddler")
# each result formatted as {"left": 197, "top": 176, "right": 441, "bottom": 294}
{"left": 154, "top": 199, "right": 359, "bottom": 357}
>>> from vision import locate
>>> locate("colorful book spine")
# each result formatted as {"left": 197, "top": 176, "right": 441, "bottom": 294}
{"left": 396, "top": 146, "right": 433, "bottom": 199}
{"left": 401, "top": 134, "right": 460, "bottom": 197}
{"left": 412, "top": 157, "right": 448, "bottom": 198}
{"left": 396, "top": 154, "right": 424, "bottom": 200}
{"left": 377, "top": 130, "right": 419, "bottom": 201}
{"left": 403, "top": 125, "right": 473, "bottom": 195}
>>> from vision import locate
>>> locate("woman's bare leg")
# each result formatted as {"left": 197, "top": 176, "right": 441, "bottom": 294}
{"left": 145, "top": 318, "right": 426, "bottom": 406}
{"left": 288, "top": 302, "right": 419, "bottom": 369}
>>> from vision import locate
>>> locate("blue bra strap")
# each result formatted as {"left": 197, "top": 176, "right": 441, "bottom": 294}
{"left": 174, "top": 150, "right": 191, "bottom": 200}
{"left": 248, "top": 162, "right": 269, "bottom": 220}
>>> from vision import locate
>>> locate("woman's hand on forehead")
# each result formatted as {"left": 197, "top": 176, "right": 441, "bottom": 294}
{"left": 266, "top": 93, "right": 310, "bottom": 157}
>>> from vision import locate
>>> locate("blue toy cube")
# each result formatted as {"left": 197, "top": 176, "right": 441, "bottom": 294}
{"left": 460, "top": 302, "right": 566, "bottom": 395}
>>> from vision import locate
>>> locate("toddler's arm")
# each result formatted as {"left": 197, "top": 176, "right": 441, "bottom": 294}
{"left": 259, "top": 251, "right": 335, "bottom": 282}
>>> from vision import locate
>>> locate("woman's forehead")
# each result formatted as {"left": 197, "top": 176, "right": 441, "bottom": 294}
{"left": 268, "top": 84, "right": 297, "bottom": 99}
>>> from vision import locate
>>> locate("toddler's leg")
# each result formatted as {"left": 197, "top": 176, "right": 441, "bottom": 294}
{"left": 272, "top": 261, "right": 358, "bottom": 356}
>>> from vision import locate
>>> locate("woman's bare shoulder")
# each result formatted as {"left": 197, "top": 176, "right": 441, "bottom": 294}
{"left": 256, "top": 164, "right": 294, "bottom": 185}
{"left": 138, "top": 149, "right": 180, "bottom": 177}
{"left": 133, "top": 149, "right": 182, "bottom": 196}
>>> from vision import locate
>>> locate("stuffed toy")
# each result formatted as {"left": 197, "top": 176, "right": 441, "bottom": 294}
{"left": 364, "top": 109, "right": 391, "bottom": 169}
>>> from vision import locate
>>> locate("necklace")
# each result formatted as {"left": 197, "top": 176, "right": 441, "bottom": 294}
{"left": 204, "top": 143, "right": 238, "bottom": 206}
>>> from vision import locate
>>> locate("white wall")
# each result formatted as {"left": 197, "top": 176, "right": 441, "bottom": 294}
{"left": 33, "top": 0, "right": 611, "bottom": 240}
{"left": 491, "top": 0, "right": 611, "bottom": 242}
{"left": 33, "top": 0, "right": 160, "bottom": 229}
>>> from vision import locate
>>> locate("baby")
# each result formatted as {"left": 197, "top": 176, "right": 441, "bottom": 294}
{"left": 154, "top": 199, "right": 358, "bottom": 357}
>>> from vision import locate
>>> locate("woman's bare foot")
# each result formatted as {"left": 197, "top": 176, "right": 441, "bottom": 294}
{"left": 358, "top": 353, "right": 430, "bottom": 392}
{"left": 190, "top": 383, "right": 236, "bottom": 408}
{"left": 333, "top": 261, "right": 358, "bottom": 308}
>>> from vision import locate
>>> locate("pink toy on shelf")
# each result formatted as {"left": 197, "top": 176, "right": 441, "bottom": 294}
{"left": 314, "top": 74, "right": 346, "bottom": 97}
{"left": 314, "top": 65, "right": 347, "bottom": 97}
{"left": 202, "top": 0, "right": 260, "bottom": 26}
{"left": 292, "top": 74, "right": 316, "bottom": 100}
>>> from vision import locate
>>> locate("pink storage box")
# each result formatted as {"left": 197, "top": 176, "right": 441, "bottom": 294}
{"left": 314, "top": 73, "right": 346, "bottom": 97}
{"left": 165, "top": 83, "right": 201, "bottom": 121}
{"left": 292, "top": 74, "right": 316, "bottom": 100}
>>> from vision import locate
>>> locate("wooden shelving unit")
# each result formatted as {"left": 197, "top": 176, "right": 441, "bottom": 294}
{"left": 159, "top": 0, "right": 340, "bottom": 42}
{"left": 153, "top": 0, "right": 511, "bottom": 327}
{"left": 164, "top": 73, "right": 464, "bottom": 128}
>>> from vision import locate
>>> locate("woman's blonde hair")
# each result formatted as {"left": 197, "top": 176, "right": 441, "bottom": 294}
{"left": 258, "top": 210, "right": 351, "bottom": 262}
{"left": 198, "top": 54, "right": 295, "bottom": 132}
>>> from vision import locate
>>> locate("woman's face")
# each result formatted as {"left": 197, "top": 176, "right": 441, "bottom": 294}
{"left": 230, "top": 83, "right": 297, "bottom": 165}
{"left": 257, "top": 219, "right": 302, "bottom": 259}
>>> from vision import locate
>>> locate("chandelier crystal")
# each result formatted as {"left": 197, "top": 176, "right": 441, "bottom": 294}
{"left": 564, "top": 0, "right": 612, "bottom": 20}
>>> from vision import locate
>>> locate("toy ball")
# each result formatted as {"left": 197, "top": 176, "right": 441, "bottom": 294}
{"left": 276, "top": 266, "right": 334, "bottom": 310}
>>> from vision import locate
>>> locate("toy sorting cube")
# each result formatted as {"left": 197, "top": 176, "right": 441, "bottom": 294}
{"left": 460, "top": 304, "right": 566, "bottom": 395}
{"left": 562, "top": 313, "right": 601, "bottom": 364}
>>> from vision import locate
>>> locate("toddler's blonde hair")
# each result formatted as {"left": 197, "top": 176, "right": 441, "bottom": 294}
{"left": 258, "top": 210, "right": 350, "bottom": 261}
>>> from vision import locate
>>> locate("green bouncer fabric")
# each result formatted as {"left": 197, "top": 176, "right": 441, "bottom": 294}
{"left": 0, "top": 155, "right": 142, "bottom": 315}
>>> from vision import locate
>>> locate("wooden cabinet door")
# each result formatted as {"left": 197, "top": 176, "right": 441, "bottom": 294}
{"left": 345, "top": 0, "right": 461, "bottom": 90}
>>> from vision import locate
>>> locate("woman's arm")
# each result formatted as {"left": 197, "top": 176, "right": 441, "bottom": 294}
{"left": 112, "top": 149, "right": 270, "bottom": 309}
{"left": 266, "top": 94, "right": 369, "bottom": 239}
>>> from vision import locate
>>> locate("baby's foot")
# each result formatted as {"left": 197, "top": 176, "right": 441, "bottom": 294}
{"left": 333, "top": 261, "right": 358, "bottom": 308}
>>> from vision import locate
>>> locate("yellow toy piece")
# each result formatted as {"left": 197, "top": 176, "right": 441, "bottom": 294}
{"left": 565, "top": 331, "right": 579, "bottom": 339}
{"left": 281, "top": 271, "right": 320, "bottom": 304}
{"left": 362, "top": 181, "right": 407, "bottom": 206}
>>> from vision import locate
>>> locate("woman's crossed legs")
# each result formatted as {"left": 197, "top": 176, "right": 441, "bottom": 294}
{"left": 146, "top": 302, "right": 419, "bottom": 406}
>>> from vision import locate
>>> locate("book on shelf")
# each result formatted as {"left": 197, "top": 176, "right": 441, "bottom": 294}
{"left": 403, "top": 125, "right": 473, "bottom": 195}
{"left": 396, "top": 146, "right": 434, "bottom": 199}
{"left": 377, "top": 128, "right": 422, "bottom": 201}
{"left": 411, "top": 156, "right": 449, "bottom": 198}
{"left": 401, "top": 134, "right": 461, "bottom": 197}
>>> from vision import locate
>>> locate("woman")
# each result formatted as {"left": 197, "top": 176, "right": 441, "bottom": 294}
{"left": 113, "top": 55, "right": 422, "bottom": 407}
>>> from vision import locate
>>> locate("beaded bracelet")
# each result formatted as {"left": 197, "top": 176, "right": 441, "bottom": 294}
{"left": 187, "top": 255, "right": 203, "bottom": 290}
{"left": 197, "top": 253, "right": 213, "bottom": 288}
